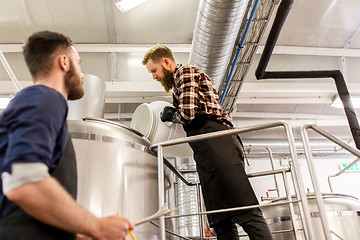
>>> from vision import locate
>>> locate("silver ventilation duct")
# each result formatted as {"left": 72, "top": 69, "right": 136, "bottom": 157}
{"left": 189, "top": 0, "right": 249, "bottom": 90}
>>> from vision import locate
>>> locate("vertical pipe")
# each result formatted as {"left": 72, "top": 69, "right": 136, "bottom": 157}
{"left": 255, "top": 0, "right": 294, "bottom": 79}
{"left": 157, "top": 145, "right": 166, "bottom": 240}
{"left": 253, "top": 0, "right": 360, "bottom": 150}
{"left": 288, "top": 160, "right": 308, "bottom": 239}
{"left": 257, "top": 70, "right": 360, "bottom": 151}
{"left": 283, "top": 122, "right": 315, "bottom": 240}
{"left": 282, "top": 170, "right": 299, "bottom": 239}
{"left": 301, "top": 126, "right": 332, "bottom": 240}
{"left": 196, "top": 183, "right": 204, "bottom": 240}
{"left": 332, "top": 71, "right": 360, "bottom": 150}
{"left": 265, "top": 146, "right": 280, "bottom": 197}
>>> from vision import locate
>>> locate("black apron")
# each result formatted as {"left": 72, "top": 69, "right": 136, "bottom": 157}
{"left": 183, "top": 115, "right": 258, "bottom": 227}
{"left": 0, "top": 136, "right": 77, "bottom": 240}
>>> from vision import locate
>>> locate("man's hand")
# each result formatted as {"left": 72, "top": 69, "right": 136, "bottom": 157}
{"left": 93, "top": 215, "right": 135, "bottom": 240}
{"left": 160, "top": 106, "right": 178, "bottom": 123}
{"left": 77, "top": 215, "right": 134, "bottom": 240}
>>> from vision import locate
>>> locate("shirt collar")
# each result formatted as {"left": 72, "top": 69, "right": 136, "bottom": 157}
{"left": 173, "top": 64, "right": 183, "bottom": 76}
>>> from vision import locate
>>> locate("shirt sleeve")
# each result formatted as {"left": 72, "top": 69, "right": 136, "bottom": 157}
{"left": 1, "top": 162, "right": 50, "bottom": 194}
{"left": 2, "top": 87, "right": 67, "bottom": 173}
{"left": 175, "top": 67, "right": 199, "bottom": 124}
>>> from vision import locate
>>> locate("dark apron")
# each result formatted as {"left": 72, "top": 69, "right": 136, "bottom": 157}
{"left": 183, "top": 115, "right": 258, "bottom": 227}
{"left": 0, "top": 136, "right": 77, "bottom": 240}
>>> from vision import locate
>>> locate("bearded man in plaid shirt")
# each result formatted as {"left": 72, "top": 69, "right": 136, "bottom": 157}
{"left": 142, "top": 45, "right": 272, "bottom": 240}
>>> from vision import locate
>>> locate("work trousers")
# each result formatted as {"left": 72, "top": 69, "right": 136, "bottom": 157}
{"left": 213, "top": 208, "right": 273, "bottom": 240}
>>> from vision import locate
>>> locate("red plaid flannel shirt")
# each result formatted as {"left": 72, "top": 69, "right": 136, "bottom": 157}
{"left": 172, "top": 64, "right": 233, "bottom": 128}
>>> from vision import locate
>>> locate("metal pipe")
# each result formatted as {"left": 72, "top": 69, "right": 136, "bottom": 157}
{"left": 149, "top": 221, "right": 192, "bottom": 240}
{"left": 150, "top": 121, "right": 292, "bottom": 151}
{"left": 0, "top": 49, "right": 22, "bottom": 91}
{"left": 254, "top": 0, "right": 360, "bottom": 151}
{"left": 150, "top": 121, "right": 315, "bottom": 239}
{"left": 84, "top": 117, "right": 144, "bottom": 137}
{"left": 307, "top": 124, "right": 360, "bottom": 158}
{"left": 205, "top": 228, "right": 298, "bottom": 239}
{"left": 283, "top": 123, "right": 315, "bottom": 240}
{"left": 196, "top": 183, "right": 204, "bottom": 240}
{"left": 288, "top": 160, "right": 309, "bottom": 240}
{"left": 265, "top": 146, "right": 280, "bottom": 197}
{"left": 256, "top": 70, "right": 360, "bottom": 151}
{"left": 301, "top": 124, "right": 360, "bottom": 239}
{"left": 282, "top": 170, "right": 299, "bottom": 239}
{"left": 301, "top": 125, "right": 333, "bottom": 240}
{"left": 166, "top": 199, "right": 300, "bottom": 219}
{"left": 157, "top": 145, "right": 166, "bottom": 240}
{"left": 328, "top": 157, "right": 360, "bottom": 192}
{"left": 163, "top": 159, "right": 196, "bottom": 186}
{"left": 255, "top": 0, "right": 294, "bottom": 78}
{"left": 220, "top": 0, "right": 260, "bottom": 105}
{"left": 253, "top": 1, "right": 360, "bottom": 237}
{"left": 247, "top": 168, "right": 290, "bottom": 178}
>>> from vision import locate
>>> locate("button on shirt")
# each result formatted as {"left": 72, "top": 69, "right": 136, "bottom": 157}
{"left": 172, "top": 64, "right": 233, "bottom": 128}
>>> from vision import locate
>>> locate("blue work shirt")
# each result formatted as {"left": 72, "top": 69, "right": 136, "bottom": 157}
{"left": 0, "top": 85, "right": 68, "bottom": 217}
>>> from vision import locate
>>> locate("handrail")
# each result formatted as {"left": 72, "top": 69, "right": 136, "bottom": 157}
{"left": 246, "top": 146, "right": 280, "bottom": 197}
{"left": 328, "top": 157, "right": 360, "bottom": 192}
{"left": 166, "top": 199, "right": 300, "bottom": 219}
{"left": 303, "top": 125, "right": 360, "bottom": 157}
{"left": 151, "top": 121, "right": 287, "bottom": 150}
{"left": 301, "top": 124, "right": 360, "bottom": 240}
{"left": 152, "top": 121, "right": 315, "bottom": 240}
{"left": 163, "top": 157, "right": 196, "bottom": 186}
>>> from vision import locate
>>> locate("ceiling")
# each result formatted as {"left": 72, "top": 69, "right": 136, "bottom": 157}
{"left": 1, "top": 0, "right": 360, "bottom": 142}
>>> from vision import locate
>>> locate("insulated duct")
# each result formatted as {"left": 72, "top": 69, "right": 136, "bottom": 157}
{"left": 189, "top": 0, "right": 249, "bottom": 90}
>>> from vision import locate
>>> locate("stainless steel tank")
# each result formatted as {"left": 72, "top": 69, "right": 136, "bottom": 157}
{"left": 68, "top": 118, "right": 175, "bottom": 239}
{"left": 67, "top": 74, "right": 106, "bottom": 120}
{"left": 261, "top": 193, "right": 360, "bottom": 240}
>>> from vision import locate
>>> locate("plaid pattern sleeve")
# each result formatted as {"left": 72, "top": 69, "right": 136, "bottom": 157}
{"left": 172, "top": 64, "right": 233, "bottom": 127}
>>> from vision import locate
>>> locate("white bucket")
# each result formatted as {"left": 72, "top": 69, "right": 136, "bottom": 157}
{"left": 131, "top": 101, "right": 193, "bottom": 158}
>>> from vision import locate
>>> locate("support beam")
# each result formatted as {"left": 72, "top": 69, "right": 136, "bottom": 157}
{"left": 2, "top": 44, "right": 360, "bottom": 57}
{"left": 0, "top": 44, "right": 192, "bottom": 53}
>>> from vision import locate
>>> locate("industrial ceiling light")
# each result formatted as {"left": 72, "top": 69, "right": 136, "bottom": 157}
{"left": 115, "top": 0, "right": 147, "bottom": 12}
{"left": 331, "top": 96, "right": 360, "bottom": 108}
{"left": 0, "top": 97, "right": 11, "bottom": 110}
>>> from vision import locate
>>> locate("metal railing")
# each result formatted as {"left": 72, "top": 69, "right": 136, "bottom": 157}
{"left": 301, "top": 124, "right": 360, "bottom": 240}
{"left": 150, "top": 121, "right": 316, "bottom": 240}
{"left": 328, "top": 157, "right": 360, "bottom": 193}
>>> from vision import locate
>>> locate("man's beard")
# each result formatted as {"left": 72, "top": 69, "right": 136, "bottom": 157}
{"left": 160, "top": 66, "right": 173, "bottom": 92}
{"left": 65, "top": 61, "right": 84, "bottom": 100}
